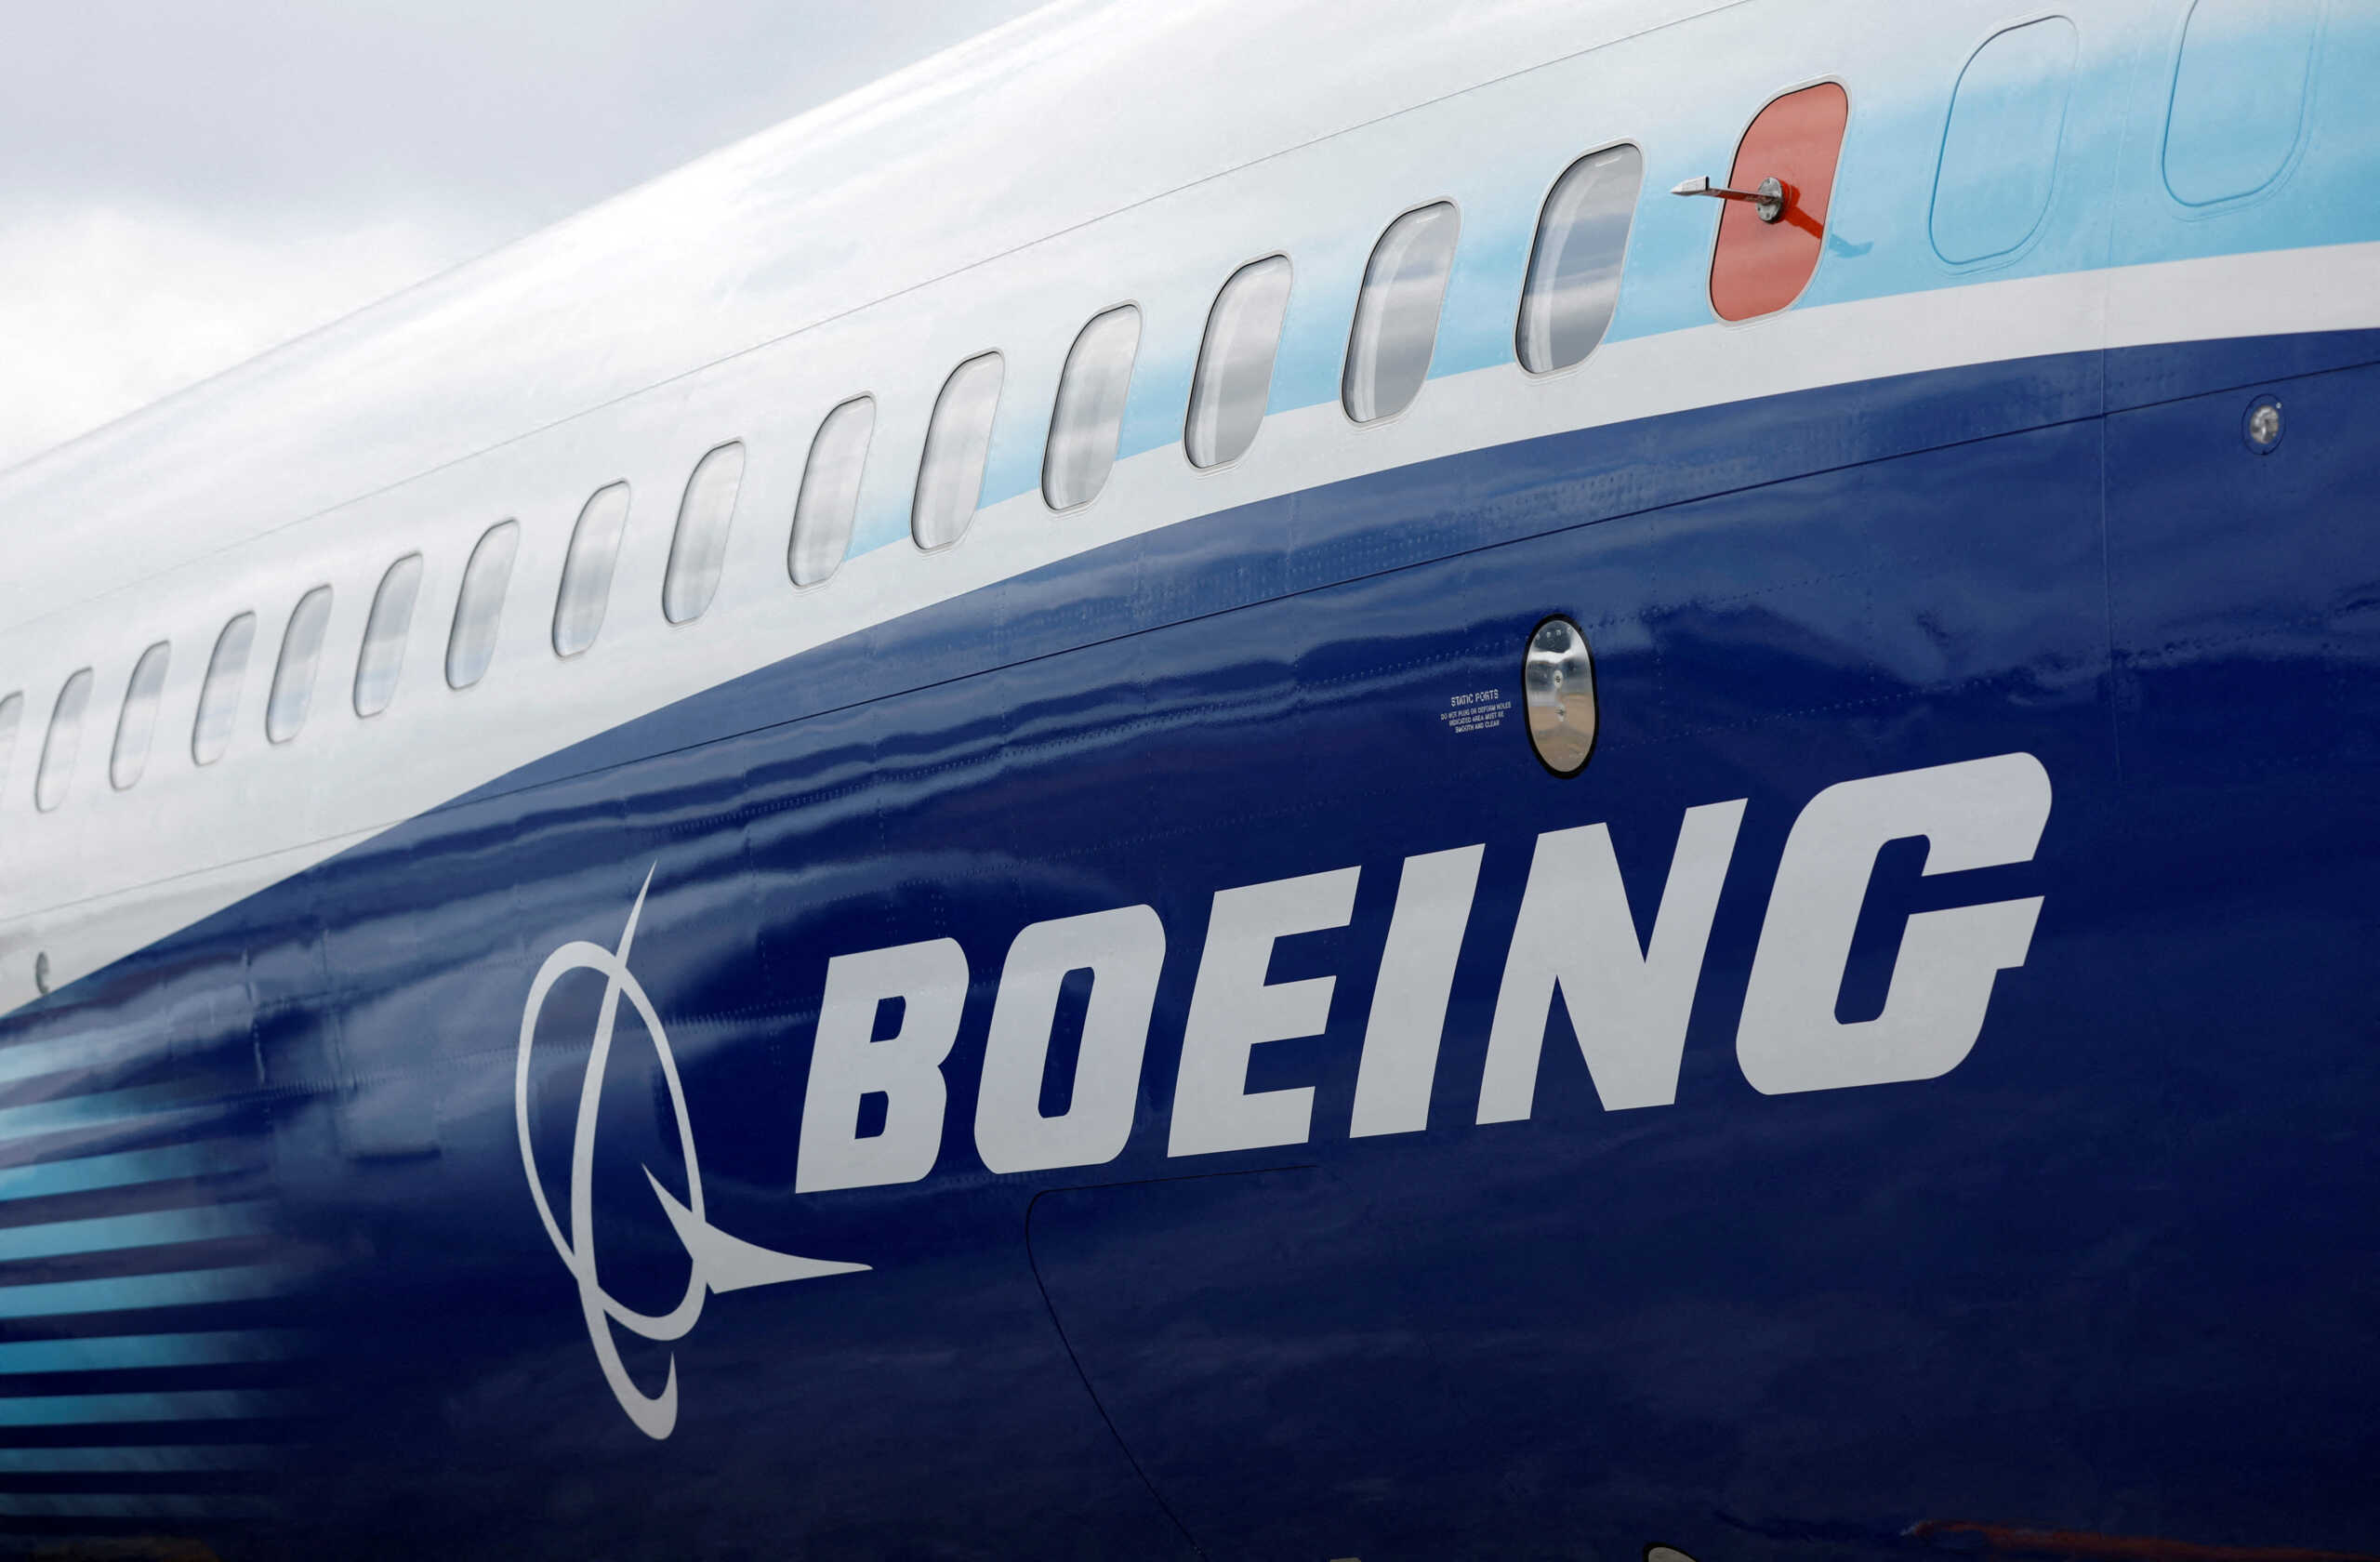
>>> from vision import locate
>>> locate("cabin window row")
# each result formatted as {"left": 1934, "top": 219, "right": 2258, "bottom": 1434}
{"left": 0, "top": 517, "right": 526, "bottom": 812}
{"left": 0, "top": 135, "right": 1652, "bottom": 815}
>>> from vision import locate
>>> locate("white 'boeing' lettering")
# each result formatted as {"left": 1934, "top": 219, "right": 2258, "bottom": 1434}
{"left": 1737, "top": 752, "right": 2051, "bottom": 1092}
{"left": 524, "top": 756, "right": 2053, "bottom": 1432}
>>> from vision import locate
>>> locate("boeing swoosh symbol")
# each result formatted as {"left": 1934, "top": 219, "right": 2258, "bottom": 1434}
{"left": 513, "top": 867, "right": 866, "bottom": 1439}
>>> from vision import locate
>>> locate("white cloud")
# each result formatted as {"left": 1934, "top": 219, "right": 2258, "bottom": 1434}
{"left": 0, "top": 0, "right": 1042, "bottom": 472}
{"left": 0, "top": 203, "right": 492, "bottom": 472}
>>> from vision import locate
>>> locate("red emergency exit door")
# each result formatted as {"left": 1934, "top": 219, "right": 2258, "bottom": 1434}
{"left": 1711, "top": 82, "right": 1848, "bottom": 321}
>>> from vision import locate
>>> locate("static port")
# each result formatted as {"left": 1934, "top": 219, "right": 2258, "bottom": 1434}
{"left": 1524, "top": 615, "right": 1598, "bottom": 775}
{"left": 2243, "top": 394, "right": 2283, "bottom": 453}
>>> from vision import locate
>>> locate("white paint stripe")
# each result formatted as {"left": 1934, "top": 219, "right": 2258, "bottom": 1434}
{"left": 2107, "top": 241, "right": 2380, "bottom": 350}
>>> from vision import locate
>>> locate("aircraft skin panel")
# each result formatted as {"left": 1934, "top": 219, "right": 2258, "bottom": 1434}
{"left": 3, "top": 0, "right": 2378, "bottom": 975}
{"left": 8, "top": 242, "right": 2379, "bottom": 1008}
{"left": 0, "top": 0, "right": 1743, "bottom": 635}
{"left": 0, "top": 331, "right": 2369, "bottom": 1555}
{"left": 0, "top": 0, "right": 2374, "bottom": 1555}
{"left": 0, "top": 0, "right": 2373, "bottom": 654}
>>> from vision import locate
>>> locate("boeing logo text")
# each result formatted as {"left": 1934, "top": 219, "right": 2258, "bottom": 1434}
{"left": 523, "top": 752, "right": 2051, "bottom": 1437}
{"left": 788, "top": 752, "right": 2051, "bottom": 1197}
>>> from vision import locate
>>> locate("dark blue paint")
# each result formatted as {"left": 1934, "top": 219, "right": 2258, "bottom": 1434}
{"left": 0, "top": 332, "right": 2374, "bottom": 1559}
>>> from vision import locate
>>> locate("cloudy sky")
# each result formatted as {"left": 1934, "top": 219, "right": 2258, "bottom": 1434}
{"left": 0, "top": 0, "right": 1039, "bottom": 472}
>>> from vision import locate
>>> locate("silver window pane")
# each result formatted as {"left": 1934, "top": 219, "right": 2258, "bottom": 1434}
{"left": 1186, "top": 256, "right": 1292, "bottom": 469}
{"left": 0, "top": 693, "right": 20, "bottom": 796}
{"left": 192, "top": 613, "right": 256, "bottom": 766}
{"left": 789, "top": 398, "right": 874, "bottom": 587}
{"left": 267, "top": 587, "right": 334, "bottom": 744}
{"left": 447, "top": 521, "right": 520, "bottom": 690}
{"left": 109, "top": 642, "right": 171, "bottom": 791}
{"left": 913, "top": 353, "right": 1004, "bottom": 551}
{"left": 353, "top": 553, "right": 423, "bottom": 718}
{"left": 35, "top": 668, "right": 94, "bottom": 813}
{"left": 1044, "top": 306, "right": 1142, "bottom": 510}
{"left": 1344, "top": 204, "right": 1461, "bottom": 424}
{"left": 663, "top": 443, "right": 745, "bottom": 625}
{"left": 553, "top": 483, "right": 630, "bottom": 656}
{"left": 1517, "top": 144, "right": 1642, "bottom": 375}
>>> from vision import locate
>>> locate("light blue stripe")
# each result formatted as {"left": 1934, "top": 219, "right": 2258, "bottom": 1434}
{"left": 0, "top": 1201, "right": 270, "bottom": 1263}
{"left": 0, "top": 1028, "right": 183, "bottom": 1090}
{"left": 0, "top": 1491, "right": 272, "bottom": 1520}
{"left": 0, "top": 1388, "right": 296, "bottom": 1425}
{"left": 0, "top": 1330, "right": 298, "bottom": 1374}
{"left": 0, "top": 1084, "right": 194, "bottom": 1145}
{"left": 0, "top": 1035, "right": 109, "bottom": 1089}
{"left": 0, "top": 1444, "right": 271, "bottom": 1473}
{"left": 0, "top": 1264, "right": 283, "bottom": 1320}
{"left": 0, "top": 1142, "right": 250, "bottom": 1204}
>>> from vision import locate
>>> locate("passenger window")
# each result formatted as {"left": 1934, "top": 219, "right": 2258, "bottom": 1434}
{"left": 1344, "top": 205, "right": 1461, "bottom": 424}
{"left": 1185, "top": 256, "right": 1292, "bottom": 469}
{"left": 35, "top": 668, "right": 94, "bottom": 812}
{"left": 1934, "top": 20, "right": 2077, "bottom": 263}
{"left": 448, "top": 521, "right": 520, "bottom": 689}
{"left": 109, "top": 642, "right": 170, "bottom": 791}
{"left": 789, "top": 398, "right": 874, "bottom": 587}
{"left": 1044, "top": 307, "right": 1142, "bottom": 510}
{"left": 192, "top": 613, "right": 256, "bottom": 765}
{"left": 2164, "top": 0, "right": 2319, "bottom": 205}
{"left": 267, "top": 587, "right": 333, "bottom": 744}
{"left": 1517, "top": 144, "right": 1643, "bottom": 374}
{"left": 553, "top": 483, "right": 630, "bottom": 657}
{"left": 353, "top": 553, "right": 424, "bottom": 717}
{"left": 913, "top": 353, "right": 1005, "bottom": 551}
{"left": 663, "top": 443, "right": 746, "bottom": 624}
{"left": 0, "top": 693, "right": 20, "bottom": 796}
{"left": 1708, "top": 83, "right": 1849, "bottom": 322}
